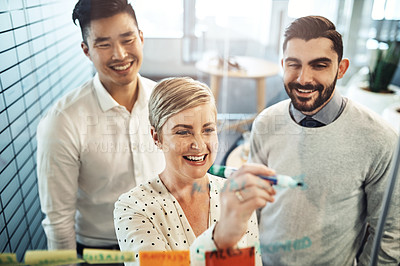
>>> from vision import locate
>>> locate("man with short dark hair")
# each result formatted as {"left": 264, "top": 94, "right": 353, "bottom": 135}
{"left": 249, "top": 16, "right": 399, "bottom": 265}
{"left": 37, "top": 0, "right": 165, "bottom": 255}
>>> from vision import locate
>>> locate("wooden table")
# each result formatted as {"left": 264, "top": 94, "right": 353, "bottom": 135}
{"left": 196, "top": 56, "right": 280, "bottom": 113}
{"left": 225, "top": 144, "right": 247, "bottom": 169}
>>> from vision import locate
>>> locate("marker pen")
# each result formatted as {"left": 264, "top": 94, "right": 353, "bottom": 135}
{"left": 208, "top": 165, "right": 303, "bottom": 188}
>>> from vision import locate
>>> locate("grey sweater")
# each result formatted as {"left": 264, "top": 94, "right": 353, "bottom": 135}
{"left": 249, "top": 99, "right": 399, "bottom": 266}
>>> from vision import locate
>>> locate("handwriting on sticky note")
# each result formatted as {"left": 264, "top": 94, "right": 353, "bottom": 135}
{"left": 0, "top": 253, "right": 23, "bottom": 265}
{"left": 139, "top": 250, "right": 190, "bottom": 266}
{"left": 24, "top": 250, "right": 84, "bottom": 266}
{"left": 83, "top": 248, "right": 135, "bottom": 263}
{"left": 205, "top": 247, "right": 255, "bottom": 266}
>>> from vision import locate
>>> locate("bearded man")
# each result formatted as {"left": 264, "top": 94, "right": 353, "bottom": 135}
{"left": 249, "top": 15, "right": 399, "bottom": 266}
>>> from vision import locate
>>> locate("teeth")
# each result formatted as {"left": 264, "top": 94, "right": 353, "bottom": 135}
{"left": 112, "top": 63, "right": 131, "bottom": 71}
{"left": 298, "top": 89, "right": 313, "bottom": 93}
{"left": 185, "top": 155, "right": 205, "bottom": 161}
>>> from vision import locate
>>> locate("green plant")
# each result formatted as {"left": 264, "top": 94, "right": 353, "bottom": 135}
{"left": 369, "top": 41, "right": 400, "bottom": 93}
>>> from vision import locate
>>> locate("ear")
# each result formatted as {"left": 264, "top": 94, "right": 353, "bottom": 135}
{"left": 139, "top": 30, "right": 144, "bottom": 44}
{"left": 337, "top": 58, "right": 349, "bottom": 80}
{"left": 81, "top": 42, "right": 91, "bottom": 60}
{"left": 281, "top": 58, "right": 284, "bottom": 68}
{"left": 151, "top": 126, "right": 162, "bottom": 149}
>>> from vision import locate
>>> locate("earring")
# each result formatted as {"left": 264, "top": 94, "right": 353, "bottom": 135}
{"left": 155, "top": 141, "right": 162, "bottom": 149}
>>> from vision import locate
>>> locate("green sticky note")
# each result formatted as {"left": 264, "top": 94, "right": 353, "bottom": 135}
{"left": 0, "top": 253, "right": 24, "bottom": 265}
{"left": 24, "top": 250, "right": 84, "bottom": 266}
{"left": 83, "top": 249, "right": 135, "bottom": 264}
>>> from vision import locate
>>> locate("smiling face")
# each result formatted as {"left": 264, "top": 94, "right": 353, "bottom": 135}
{"left": 156, "top": 103, "right": 218, "bottom": 181}
{"left": 81, "top": 12, "right": 143, "bottom": 92}
{"left": 282, "top": 37, "right": 349, "bottom": 115}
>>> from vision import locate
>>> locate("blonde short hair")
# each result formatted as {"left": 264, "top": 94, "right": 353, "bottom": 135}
{"left": 149, "top": 77, "right": 216, "bottom": 133}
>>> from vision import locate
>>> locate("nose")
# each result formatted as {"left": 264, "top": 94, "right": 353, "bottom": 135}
{"left": 112, "top": 43, "right": 127, "bottom": 60}
{"left": 297, "top": 67, "right": 313, "bottom": 85}
{"left": 191, "top": 134, "right": 206, "bottom": 150}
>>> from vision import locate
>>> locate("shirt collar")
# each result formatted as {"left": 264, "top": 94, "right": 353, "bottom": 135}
{"left": 290, "top": 89, "right": 345, "bottom": 125}
{"left": 133, "top": 73, "right": 149, "bottom": 111}
{"left": 93, "top": 73, "right": 147, "bottom": 112}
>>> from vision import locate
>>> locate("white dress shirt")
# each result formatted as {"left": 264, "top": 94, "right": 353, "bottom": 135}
{"left": 37, "top": 73, "right": 165, "bottom": 250}
{"left": 114, "top": 174, "right": 262, "bottom": 266}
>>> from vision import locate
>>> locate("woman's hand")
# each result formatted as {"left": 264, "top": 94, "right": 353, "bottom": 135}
{"left": 213, "top": 163, "right": 276, "bottom": 249}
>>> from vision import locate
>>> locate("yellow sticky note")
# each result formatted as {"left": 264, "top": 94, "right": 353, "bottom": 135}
{"left": 0, "top": 253, "right": 24, "bottom": 265}
{"left": 139, "top": 250, "right": 190, "bottom": 266}
{"left": 205, "top": 247, "right": 255, "bottom": 266}
{"left": 83, "top": 249, "right": 135, "bottom": 264}
{"left": 24, "top": 250, "right": 84, "bottom": 266}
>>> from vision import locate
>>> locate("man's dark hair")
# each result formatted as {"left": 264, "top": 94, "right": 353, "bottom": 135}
{"left": 283, "top": 16, "right": 343, "bottom": 63}
{"left": 72, "top": 0, "right": 139, "bottom": 44}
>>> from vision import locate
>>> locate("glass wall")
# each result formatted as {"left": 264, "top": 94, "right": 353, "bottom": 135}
{"left": 0, "top": 0, "right": 93, "bottom": 261}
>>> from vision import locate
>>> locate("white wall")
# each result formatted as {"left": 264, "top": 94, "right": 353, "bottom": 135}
{"left": 141, "top": 38, "right": 197, "bottom": 77}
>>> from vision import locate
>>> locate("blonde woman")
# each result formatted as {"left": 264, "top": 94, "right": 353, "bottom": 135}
{"left": 114, "top": 77, "right": 276, "bottom": 265}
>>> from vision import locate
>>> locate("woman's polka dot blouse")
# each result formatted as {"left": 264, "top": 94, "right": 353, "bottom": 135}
{"left": 113, "top": 174, "right": 261, "bottom": 266}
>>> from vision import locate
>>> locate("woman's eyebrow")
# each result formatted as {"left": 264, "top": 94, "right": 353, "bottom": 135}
{"left": 203, "top": 122, "right": 216, "bottom": 127}
{"left": 171, "top": 124, "right": 192, "bottom": 130}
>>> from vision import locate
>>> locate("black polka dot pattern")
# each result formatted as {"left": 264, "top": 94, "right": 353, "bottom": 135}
{"left": 114, "top": 174, "right": 261, "bottom": 264}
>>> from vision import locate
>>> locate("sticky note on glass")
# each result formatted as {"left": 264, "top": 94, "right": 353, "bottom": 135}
{"left": 0, "top": 253, "right": 24, "bottom": 265}
{"left": 24, "top": 250, "right": 84, "bottom": 266}
{"left": 205, "top": 247, "right": 255, "bottom": 266}
{"left": 83, "top": 249, "right": 135, "bottom": 264}
{"left": 139, "top": 250, "right": 190, "bottom": 266}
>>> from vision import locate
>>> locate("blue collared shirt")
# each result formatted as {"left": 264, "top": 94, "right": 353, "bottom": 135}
{"left": 290, "top": 90, "right": 347, "bottom": 125}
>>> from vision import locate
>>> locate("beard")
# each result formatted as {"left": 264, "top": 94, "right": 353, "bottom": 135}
{"left": 285, "top": 73, "right": 338, "bottom": 113}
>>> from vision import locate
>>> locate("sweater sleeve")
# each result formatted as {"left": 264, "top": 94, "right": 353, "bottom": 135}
{"left": 358, "top": 134, "right": 400, "bottom": 265}
{"left": 248, "top": 112, "right": 269, "bottom": 165}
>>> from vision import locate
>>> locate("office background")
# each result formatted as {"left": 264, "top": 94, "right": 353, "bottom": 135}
{"left": 1, "top": 0, "right": 399, "bottom": 262}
